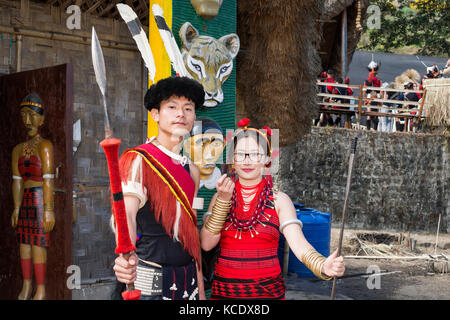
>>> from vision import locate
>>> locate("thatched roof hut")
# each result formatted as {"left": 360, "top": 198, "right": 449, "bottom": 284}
{"left": 422, "top": 78, "right": 450, "bottom": 132}
{"left": 237, "top": 0, "right": 369, "bottom": 146}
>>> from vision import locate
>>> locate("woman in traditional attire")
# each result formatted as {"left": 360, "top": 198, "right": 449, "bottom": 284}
{"left": 11, "top": 93, "right": 54, "bottom": 300}
{"left": 200, "top": 119, "right": 345, "bottom": 300}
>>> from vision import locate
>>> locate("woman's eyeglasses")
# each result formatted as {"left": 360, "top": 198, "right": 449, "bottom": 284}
{"left": 234, "top": 152, "right": 264, "bottom": 162}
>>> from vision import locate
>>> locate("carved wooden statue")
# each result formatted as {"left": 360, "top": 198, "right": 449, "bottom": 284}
{"left": 11, "top": 93, "right": 54, "bottom": 300}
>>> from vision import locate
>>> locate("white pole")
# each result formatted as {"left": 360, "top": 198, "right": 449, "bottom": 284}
{"left": 341, "top": 8, "right": 348, "bottom": 78}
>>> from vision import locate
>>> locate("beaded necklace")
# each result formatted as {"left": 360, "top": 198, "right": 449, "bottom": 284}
{"left": 225, "top": 177, "right": 272, "bottom": 239}
{"left": 23, "top": 135, "right": 42, "bottom": 159}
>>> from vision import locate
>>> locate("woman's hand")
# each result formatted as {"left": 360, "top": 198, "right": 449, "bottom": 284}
{"left": 322, "top": 249, "right": 345, "bottom": 278}
{"left": 216, "top": 174, "right": 235, "bottom": 202}
{"left": 113, "top": 252, "right": 138, "bottom": 285}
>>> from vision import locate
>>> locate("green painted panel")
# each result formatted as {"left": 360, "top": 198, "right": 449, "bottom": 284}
{"left": 173, "top": 0, "right": 237, "bottom": 223}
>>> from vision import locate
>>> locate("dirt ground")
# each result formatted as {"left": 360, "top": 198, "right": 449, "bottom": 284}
{"left": 285, "top": 228, "right": 450, "bottom": 300}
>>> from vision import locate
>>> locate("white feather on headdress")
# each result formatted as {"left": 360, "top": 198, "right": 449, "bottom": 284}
{"left": 367, "top": 53, "right": 380, "bottom": 72}
{"left": 152, "top": 4, "right": 190, "bottom": 77}
{"left": 116, "top": 4, "right": 156, "bottom": 83}
{"left": 368, "top": 60, "right": 378, "bottom": 71}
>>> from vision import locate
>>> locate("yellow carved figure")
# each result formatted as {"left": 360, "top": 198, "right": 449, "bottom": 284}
{"left": 11, "top": 93, "right": 54, "bottom": 300}
{"left": 179, "top": 22, "right": 239, "bottom": 108}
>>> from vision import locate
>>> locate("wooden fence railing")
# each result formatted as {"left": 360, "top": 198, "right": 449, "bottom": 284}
{"left": 316, "top": 81, "right": 428, "bottom": 132}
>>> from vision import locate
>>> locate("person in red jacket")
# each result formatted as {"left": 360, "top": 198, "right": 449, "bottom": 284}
{"left": 364, "top": 70, "right": 381, "bottom": 130}
{"left": 325, "top": 69, "right": 336, "bottom": 93}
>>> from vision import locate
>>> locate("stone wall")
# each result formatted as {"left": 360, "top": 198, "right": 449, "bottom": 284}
{"left": 277, "top": 127, "right": 449, "bottom": 233}
{"left": 0, "top": 2, "right": 147, "bottom": 285}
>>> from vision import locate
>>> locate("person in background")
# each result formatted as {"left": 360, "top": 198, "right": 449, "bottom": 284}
{"left": 344, "top": 77, "right": 355, "bottom": 128}
{"left": 364, "top": 71, "right": 381, "bottom": 131}
{"left": 325, "top": 69, "right": 336, "bottom": 94}
{"left": 405, "top": 82, "right": 420, "bottom": 131}
{"left": 315, "top": 72, "right": 328, "bottom": 126}
{"left": 395, "top": 82, "right": 416, "bottom": 132}
{"left": 378, "top": 82, "right": 393, "bottom": 132}
{"left": 318, "top": 70, "right": 335, "bottom": 127}
{"left": 331, "top": 77, "right": 347, "bottom": 127}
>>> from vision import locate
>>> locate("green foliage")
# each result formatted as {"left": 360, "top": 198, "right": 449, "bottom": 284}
{"left": 358, "top": 0, "right": 449, "bottom": 57}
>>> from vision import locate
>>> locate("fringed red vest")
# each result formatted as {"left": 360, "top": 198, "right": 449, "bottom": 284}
{"left": 119, "top": 143, "right": 200, "bottom": 266}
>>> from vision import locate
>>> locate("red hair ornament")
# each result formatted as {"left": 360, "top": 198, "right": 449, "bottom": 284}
{"left": 238, "top": 118, "right": 250, "bottom": 128}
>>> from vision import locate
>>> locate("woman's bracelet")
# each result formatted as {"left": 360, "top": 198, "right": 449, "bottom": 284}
{"left": 204, "top": 199, "right": 231, "bottom": 234}
{"left": 279, "top": 219, "right": 303, "bottom": 233}
{"left": 301, "top": 248, "right": 332, "bottom": 281}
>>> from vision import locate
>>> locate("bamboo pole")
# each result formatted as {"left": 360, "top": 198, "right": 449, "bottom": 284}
{"left": 317, "top": 82, "right": 424, "bottom": 94}
{"left": 15, "top": 34, "right": 22, "bottom": 72}
{"left": 341, "top": 8, "right": 348, "bottom": 78}
{"left": 320, "top": 101, "right": 421, "bottom": 112}
{"left": 357, "top": 85, "right": 363, "bottom": 124}
{"left": 344, "top": 255, "right": 441, "bottom": 260}
{"left": 0, "top": 25, "right": 139, "bottom": 52}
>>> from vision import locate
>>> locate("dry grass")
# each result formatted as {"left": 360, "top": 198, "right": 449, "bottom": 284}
{"left": 422, "top": 78, "right": 450, "bottom": 128}
{"left": 391, "top": 69, "right": 421, "bottom": 89}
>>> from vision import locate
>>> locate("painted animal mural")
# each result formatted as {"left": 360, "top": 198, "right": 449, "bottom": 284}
{"left": 179, "top": 22, "right": 239, "bottom": 108}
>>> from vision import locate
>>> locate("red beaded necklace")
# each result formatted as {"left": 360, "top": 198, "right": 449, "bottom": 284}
{"left": 23, "top": 135, "right": 42, "bottom": 159}
{"left": 226, "top": 177, "right": 272, "bottom": 239}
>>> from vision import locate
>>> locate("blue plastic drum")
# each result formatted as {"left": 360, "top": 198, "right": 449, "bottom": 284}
{"left": 278, "top": 203, "right": 331, "bottom": 278}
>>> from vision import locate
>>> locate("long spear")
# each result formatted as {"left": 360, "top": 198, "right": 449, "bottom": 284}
{"left": 330, "top": 137, "right": 358, "bottom": 300}
{"left": 91, "top": 27, "right": 141, "bottom": 300}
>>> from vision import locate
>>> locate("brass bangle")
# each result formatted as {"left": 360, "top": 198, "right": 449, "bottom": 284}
{"left": 213, "top": 202, "right": 231, "bottom": 209}
{"left": 204, "top": 223, "right": 217, "bottom": 234}
{"left": 204, "top": 198, "right": 231, "bottom": 234}
{"left": 212, "top": 205, "right": 230, "bottom": 215}
{"left": 301, "top": 249, "right": 332, "bottom": 281}
{"left": 204, "top": 221, "right": 224, "bottom": 234}
{"left": 205, "top": 212, "right": 228, "bottom": 235}
{"left": 215, "top": 198, "right": 232, "bottom": 205}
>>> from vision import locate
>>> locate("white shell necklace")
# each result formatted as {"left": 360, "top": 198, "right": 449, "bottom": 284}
{"left": 147, "top": 136, "right": 188, "bottom": 166}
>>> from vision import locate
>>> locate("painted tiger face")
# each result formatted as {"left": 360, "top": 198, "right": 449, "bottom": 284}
{"left": 179, "top": 22, "right": 240, "bottom": 108}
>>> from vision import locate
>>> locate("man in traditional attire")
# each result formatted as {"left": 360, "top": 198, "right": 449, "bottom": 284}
{"left": 364, "top": 61, "right": 382, "bottom": 131}
{"left": 112, "top": 76, "right": 206, "bottom": 300}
